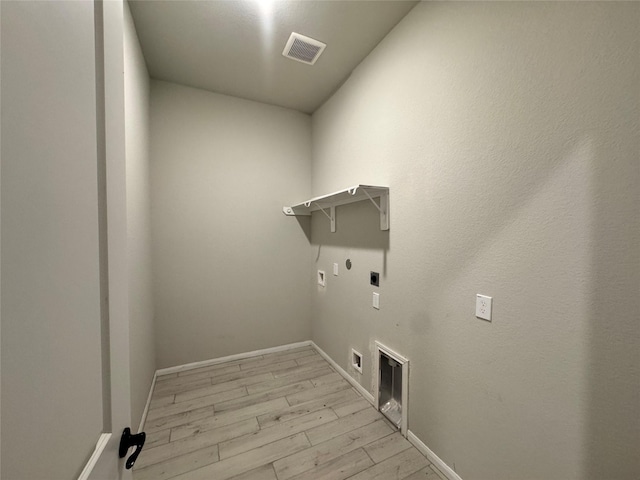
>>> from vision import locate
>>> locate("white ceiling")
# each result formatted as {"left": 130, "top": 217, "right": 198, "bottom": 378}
{"left": 128, "top": 0, "right": 418, "bottom": 114}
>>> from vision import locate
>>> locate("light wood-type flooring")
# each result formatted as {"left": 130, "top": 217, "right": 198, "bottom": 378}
{"left": 135, "top": 345, "right": 447, "bottom": 480}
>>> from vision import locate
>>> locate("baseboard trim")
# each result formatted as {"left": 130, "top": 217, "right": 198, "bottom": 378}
{"left": 138, "top": 371, "right": 157, "bottom": 433}
{"left": 310, "top": 341, "right": 375, "bottom": 406}
{"left": 77, "top": 433, "right": 111, "bottom": 480}
{"left": 155, "top": 340, "right": 313, "bottom": 377}
{"left": 407, "top": 430, "right": 463, "bottom": 480}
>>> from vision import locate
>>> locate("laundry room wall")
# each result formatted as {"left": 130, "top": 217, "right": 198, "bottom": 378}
{"left": 310, "top": 2, "right": 639, "bottom": 479}
{"left": 150, "top": 81, "right": 312, "bottom": 368}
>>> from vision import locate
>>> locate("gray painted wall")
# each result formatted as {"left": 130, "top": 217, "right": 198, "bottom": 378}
{"left": 1, "top": 2, "right": 104, "bottom": 478}
{"left": 311, "top": 2, "right": 639, "bottom": 479}
{"left": 124, "top": 1, "right": 155, "bottom": 430}
{"left": 150, "top": 81, "right": 312, "bottom": 368}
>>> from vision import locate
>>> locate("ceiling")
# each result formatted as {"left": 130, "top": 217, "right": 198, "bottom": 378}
{"left": 128, "top": 0, "right": 418, "bottom": 114}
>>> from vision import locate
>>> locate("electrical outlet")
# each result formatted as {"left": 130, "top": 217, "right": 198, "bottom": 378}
{"left": 476, "top": 294, "right": 492, "bottom": 321}
{"left": 373, "top": 292, "right": 380, "bottom": 310}
{"left": 333, "top": 263, "right": 339, "bottom": 276}
{"left": 317, "top": 270, "right": 326, "bottom": 287}
{"left": 370, "top": 271, "right": 379, "bottom": 287}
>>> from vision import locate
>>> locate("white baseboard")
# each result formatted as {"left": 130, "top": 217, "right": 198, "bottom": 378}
{"left": 138, "top": 371, "right": 157, "bottom": 433}
{"left": 77, "top": 433, "right": 111, "bottom": 480}
{"left": 155, "top": 340, "right": 313, "bottom": 377}
{"left": 407, "top": 430, "right": 463, "bottom": 480}
{"left": 310, "top": 341, "right": 375, "bottom": 406}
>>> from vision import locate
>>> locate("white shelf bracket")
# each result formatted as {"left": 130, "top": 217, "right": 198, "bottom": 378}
{"left": 284, "top": 185, "right": 388, "bottom": 232}
{"left": 314, "top": 203, "right": 336, "bottom": 232}
{"left": 362, "top": 189, "right": 389, "bottom": 231}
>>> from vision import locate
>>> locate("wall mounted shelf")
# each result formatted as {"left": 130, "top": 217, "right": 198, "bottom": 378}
{"left": 283, "top": 184, "right": 389, "bottom": 232}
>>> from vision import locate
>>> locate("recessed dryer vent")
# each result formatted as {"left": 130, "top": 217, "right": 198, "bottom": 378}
{"left": 375, "top": 342, "right": 409, "bottom": 436}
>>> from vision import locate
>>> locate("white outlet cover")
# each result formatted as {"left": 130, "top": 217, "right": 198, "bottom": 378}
{"left": 476, "top": 294, "right": 492, "bottom": 321}
{"left": 333, "top": 263, "right": 339, "bottom": 276}
{"left": 373, "top": 292, "right": 380, "bottom": 310}
{"left": 317, "top": 270, "right": 326, "bottom": 287}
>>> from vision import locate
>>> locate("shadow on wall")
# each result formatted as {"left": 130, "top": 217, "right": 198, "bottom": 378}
{"left": 586, "top": 123, "right": 640, "bottom": 477}
{"left": 294, "top": 215, "right": 312, "bottom": 243}
{"left": 309, "top": 198, "right": 390, "bottom": 274}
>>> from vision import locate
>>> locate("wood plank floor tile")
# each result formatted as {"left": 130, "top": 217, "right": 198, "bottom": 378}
{"left": 145, "top": 406, "right": 214, "bottom": 434}
{"left": 271, "top": 360, "right": 330, "bottom": 378}
{"left": 364, "top": 431, "right": 413, "bottom": 463}
{"left": 404, "top": 465, "right": 446, "bottom": 480}
{"left": 272, "top": 419, "right": 393, "bottom": 480}
{"left": 170, "top": 398, "right": 289, "bottom": 441}
{"left": 286, "top": 380, "right": 352, "bottom": 406}
{"left": 147, "top": 386, "right": 248, "bottom": 421}
{"left": 256, "top": 388, "right": 359, "bottom": 429}
{"left": 145, "top": 428, "right": 171, "bottom": 449}
{"left": 154, "top": 377, "right": 214, "bottom": 397}
{"left": 310, "top": 372, "right": 343, "bottom": 387}
{"left": 133, "top": 445, "right": 219, "bottom": 480}
{"left": 288, "top": 448, "right": 374, "bottom": 480}
{"left": 305, "top": 406, "right": 381, "bottom": 445}
{"left": 228, "top": 464, "right": 277, "bottom": 480}
{"left": 137, "top": 418, "right": 259, "bottom": 469}
{"left": 215, "top": 360, "right": 298, "bottom": 381}
{"left": 218, "top": 408, "right": 337, "bottom": 460}
{"left": 214, "top": 381, "right": 314, "bottom": 413}
{"left": 246, "top": 366, "right": 333, "bottom": 395}
{"left": 174, "top": 372, "right": 273, "bottom": 403}
{"left": 149, "top": 394, "right": 176, "bottom": 410}
{"left": 332, "top": 397, "right": 371, "bottom": 417}
{"left": 347, "top": 447, "right": 430, "bottom": 480}
{"left": 294, "top": 353, "right": 324, "bottom": 366}
{"left": 171, "top": 433, "right": 310, "bottom": 480}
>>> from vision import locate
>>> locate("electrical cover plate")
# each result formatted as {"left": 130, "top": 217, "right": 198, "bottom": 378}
{"left": 476, "top": 294, "right": 492, "bottom": 321}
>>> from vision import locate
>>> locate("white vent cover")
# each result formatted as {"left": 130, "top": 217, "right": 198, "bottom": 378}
{"left": 282, "top": 32, "right": 326, "bottom": 65}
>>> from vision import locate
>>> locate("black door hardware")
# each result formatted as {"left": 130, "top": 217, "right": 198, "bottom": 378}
{"left": 119, "top": 427, "right": 146, "bottom": 470}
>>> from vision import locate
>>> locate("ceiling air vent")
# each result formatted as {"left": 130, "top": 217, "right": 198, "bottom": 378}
{"left": 282, "top": 32, "right": 326, "bottom": 65}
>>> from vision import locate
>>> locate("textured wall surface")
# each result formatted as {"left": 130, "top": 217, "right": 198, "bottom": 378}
{"left": 151, "top": 81, "right": 312, "bottom": 368}
{"left": 311, "top": 2, "right": 639, "bottom": 479}
{"left": 124, "top": 1, "right": 155, "bottom": 430}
